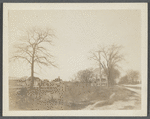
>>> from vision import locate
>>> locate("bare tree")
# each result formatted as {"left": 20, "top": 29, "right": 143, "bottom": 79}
{"left": 89, "top": 50, "right": 102, "bottom": 85}
{"left": 89, "top": 44, "right": 124, "bottom": 87}
{"left": 10, "top": 27, "right": 57, "bottom": 88}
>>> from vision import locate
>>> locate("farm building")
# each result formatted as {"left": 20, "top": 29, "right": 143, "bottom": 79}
{"left": 26, "top": 77, "right": 42, "bottom": 87}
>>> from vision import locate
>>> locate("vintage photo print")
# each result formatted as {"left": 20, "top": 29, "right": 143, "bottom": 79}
{"left": 3, "top": 3, "right": 147, "bottom": 116}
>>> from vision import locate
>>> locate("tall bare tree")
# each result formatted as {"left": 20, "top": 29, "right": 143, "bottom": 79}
{"left": 89, "top": 50, "right": 102, "bottom": 85}
{"left": 11, "top": 27, "right": 57, "bottom": 88}
{"left": 89, "top": 44, "right": 124, "bottom": 87}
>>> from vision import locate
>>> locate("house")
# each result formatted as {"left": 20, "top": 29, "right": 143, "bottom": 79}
{"left": 91, "top": 76, "right": 107, "bottom": 87}
{"left": 101, "top": 78, "right": 107, "bottom": 86}
{"left": 91, "top": 68, "right": 108, "bottom": 87}
{"left": 26, "top": 77, "right": 42, "bottom": 88}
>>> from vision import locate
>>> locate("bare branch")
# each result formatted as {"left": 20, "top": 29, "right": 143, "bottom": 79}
{"left": 11, "top": 55, "right": 31, "bottom": 64}
{"left": 10, "top": 27, "right": 57, "bottom": 82}
{"left": 34, "top": 55, "right": 57, "bottom": 68}
{"left": 88, "top": 44, "right": 124, "bottom": 87}
{"left": 15, "top": 46, "right": 33, "bottom": 57}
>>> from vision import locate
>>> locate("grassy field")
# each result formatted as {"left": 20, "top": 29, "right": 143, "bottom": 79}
{"left": 9, "top": 82, "right": 114, "bottom": 110}
{"left": 9, "top": 83, "right": 141, "bottom": 110}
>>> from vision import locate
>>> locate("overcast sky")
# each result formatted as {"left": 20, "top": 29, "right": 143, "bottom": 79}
{"left": 9, "top": 10, "right": 141, "bottom": 81}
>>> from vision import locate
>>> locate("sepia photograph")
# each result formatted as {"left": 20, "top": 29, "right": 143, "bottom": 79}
{"left": 3, "top": 3, "right": 147, "bottom": 116}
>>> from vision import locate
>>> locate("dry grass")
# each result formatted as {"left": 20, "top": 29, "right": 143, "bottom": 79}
{"left": 9, "top": 83, "right": 113, "bottom": 110}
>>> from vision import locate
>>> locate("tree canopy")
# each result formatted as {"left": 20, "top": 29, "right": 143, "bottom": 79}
{"left": 74, "top": 68, "right": 94, "bottom": 84}
{"left": 11, "top": 27, "right": 57, "bottom": 88}
{"left": 89, "top": 44, "right": 124, "bottom": 87}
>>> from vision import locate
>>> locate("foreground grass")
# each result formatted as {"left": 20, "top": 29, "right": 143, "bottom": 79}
{"left": 9, "top": 84, "right": 114, "bottom": 110}
{"left": 10, "top": 85, "right": 141, "bottom": 110}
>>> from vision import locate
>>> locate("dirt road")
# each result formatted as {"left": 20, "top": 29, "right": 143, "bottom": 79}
{"left": 82, "top": 85, "right": 141, "bottom": 110}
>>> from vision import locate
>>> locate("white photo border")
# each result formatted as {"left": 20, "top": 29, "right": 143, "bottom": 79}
{"left": 3, "top": 3, "right": 148, "bottom": 116}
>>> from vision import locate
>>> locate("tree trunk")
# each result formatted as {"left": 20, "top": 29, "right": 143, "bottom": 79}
{"left": 98, "top": 51, "right": 102, "bottom": 86}
{"left": 30, "top": 61, "right": 34, "bottom": 89}
{"left": 108, "top": 70, "right": 115, "bottom": 87}
{"left": 30, "top": 46, "right": 35, "bottom": 89}
{"left": 99, "top": 62, "right": 101, "bottom": 86}
{"left": 107, "top": 69, "right": 110, "bottom": 87}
